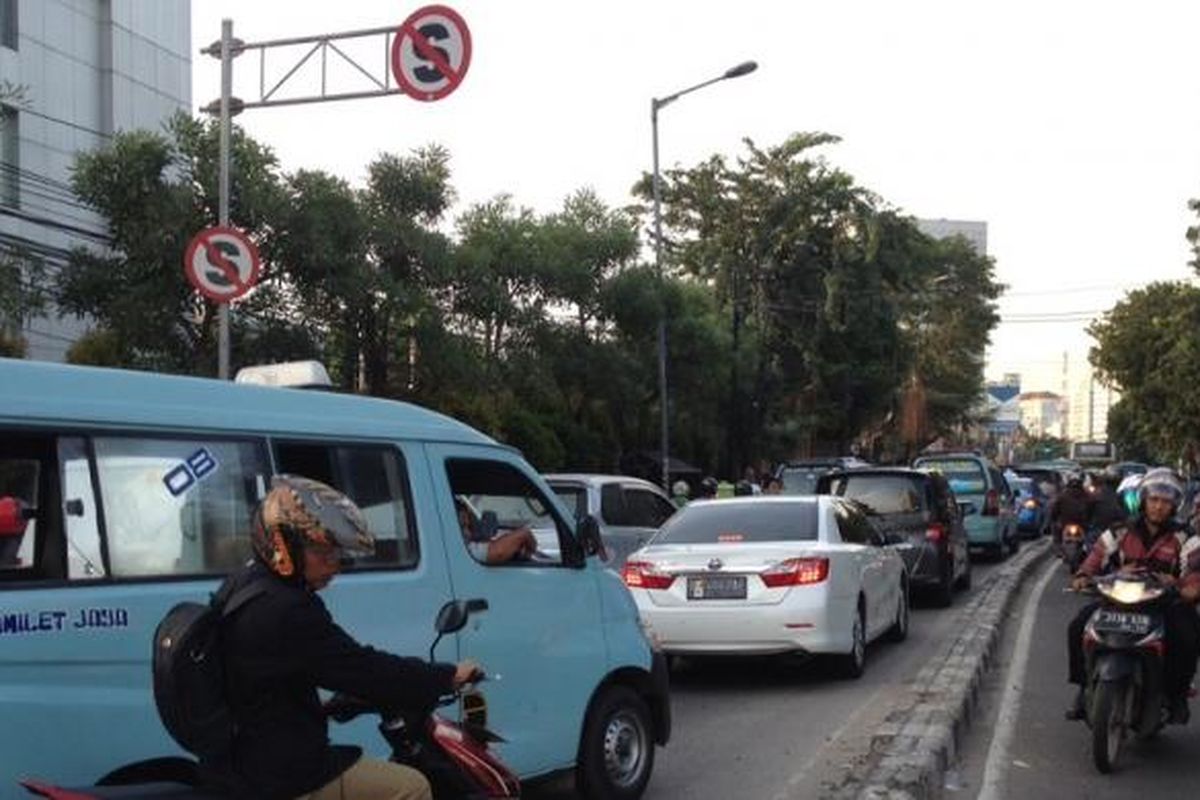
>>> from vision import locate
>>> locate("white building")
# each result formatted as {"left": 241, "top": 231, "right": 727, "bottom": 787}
{"left": 1017, "top": 391, "right": 1066, "bottom": 438}
{"left": 917, "top": 218, "right": 988, "bottom": 256}
{"left": 0, "top": 0, "right": 191, "bottom": 361}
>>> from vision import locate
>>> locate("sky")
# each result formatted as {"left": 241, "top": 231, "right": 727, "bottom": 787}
{"left": 191, "top": 0, "right": 1200, "bottom": 394}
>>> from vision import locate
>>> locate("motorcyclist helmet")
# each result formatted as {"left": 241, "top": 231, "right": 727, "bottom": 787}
{"left": 699, "top": 476, "right": 720, "bottom": 498}
{"left": 672, "top": 480, "right": 690, "bottom": 497}
{"left": 251, "top": 474, "right": 375, "bottom": 579}
{"left": 733, "top": 480, "right": 754, "bottom": 497}
{"left": 1067, "top": 475, "right": 1084, "bottom": 490}
{"left": 1117, "top": 474, "right": 1142, "bottom": 516}
{"left": 1137, "top": 468, "right": 1184, "bottom": 513}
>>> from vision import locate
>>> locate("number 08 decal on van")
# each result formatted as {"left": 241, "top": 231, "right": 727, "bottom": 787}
{"left": 0, "top": 359, "right": 669, "bottom": 799}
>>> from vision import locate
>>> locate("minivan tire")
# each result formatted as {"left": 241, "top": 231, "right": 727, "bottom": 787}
{"left": 932, "top": 559, "right": 955, "bottom": 607}
{"left": 577, "top": 685, "right": 655, "bottom": 800}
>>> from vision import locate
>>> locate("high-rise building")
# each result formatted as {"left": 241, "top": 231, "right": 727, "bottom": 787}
{"left": 1060, "top": 351, "right": 1116, "bottom": 442}
{"left": 916, "top": 218, "right": 988, "bottom": 256}
{"left": 1017, "top": 391, "right": 1066, "bottom": 438}
{"left": 0, "top": 0, "right": 191, "bottom": 361}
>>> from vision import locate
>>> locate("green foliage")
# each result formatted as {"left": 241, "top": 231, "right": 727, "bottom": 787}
{"left": 66, "top": 329, "right": 128, "bottom": 367}
{"left": 0, "top": 331, "right": 25, "bottom": 358}
{"left": 1089, "top": 281, "right": 1200, "bottom": 468}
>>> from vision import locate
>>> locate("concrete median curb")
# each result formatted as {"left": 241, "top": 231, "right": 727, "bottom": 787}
{"left": 825, "top": 538, "right": 1053, "bottom": 800}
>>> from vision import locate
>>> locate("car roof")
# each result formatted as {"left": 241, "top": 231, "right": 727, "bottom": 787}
{"left": 543, "top": 473, "right": 665, "bottom": 491}
{"left": 0, "top": 358, "right": 497, "bottom": 446}
{"left": 685, "top": 495, "right": 826, "bottom": 508}
{"left": 826, "top": 466, "right": 931, "bottom": 479}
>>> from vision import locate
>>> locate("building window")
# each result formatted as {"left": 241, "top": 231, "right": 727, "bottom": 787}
{"left": 0, "top": 0, "right": 16, "bottom": 51}
{"left": 0, "top": 105, "right": 16, "bottom": 208}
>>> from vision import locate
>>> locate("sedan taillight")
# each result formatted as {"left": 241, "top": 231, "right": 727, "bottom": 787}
{"left": 622, "top": 560, "right": 675, "bottom": 590}
{"left": 925, "top": 523, "right": 946, "bottom": 543}
{"left": 761, "top": 557, "right": 829, "bottom": 588}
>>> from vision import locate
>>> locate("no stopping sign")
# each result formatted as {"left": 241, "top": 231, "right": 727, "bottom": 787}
{"left": 391, "top": 5, "right": 472, "bottom": 102}
{"left": 183, "top": 226, "right": 261, "bottom": 303}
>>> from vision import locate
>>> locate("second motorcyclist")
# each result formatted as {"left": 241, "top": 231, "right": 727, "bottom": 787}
{"left": 1049, "top": 475, "right": 1092, "bottom": 555}
{"left": 1065, "top": 469, "right": 1200, "bottom": 723}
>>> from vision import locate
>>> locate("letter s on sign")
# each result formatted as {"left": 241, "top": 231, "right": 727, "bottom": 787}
{"left": 414, "top": 23, "right": 451, "bottom": 83}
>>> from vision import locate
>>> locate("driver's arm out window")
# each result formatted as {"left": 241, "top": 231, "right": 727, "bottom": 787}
{"left": 446, "top": 458, "right": 570, "bottom": 566}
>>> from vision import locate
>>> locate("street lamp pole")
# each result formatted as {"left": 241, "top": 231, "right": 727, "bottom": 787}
{"left": 651, "top": 60, "right": 757, "bottom": 489}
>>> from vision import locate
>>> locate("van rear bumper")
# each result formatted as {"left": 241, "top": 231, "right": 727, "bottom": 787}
{"left": 650, "top": 650, "right": 672, "bottom": 745}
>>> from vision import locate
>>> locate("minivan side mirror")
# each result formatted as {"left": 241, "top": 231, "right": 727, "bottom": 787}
{"left": 577, "top": 515, "right": 608, "bottom": 562}
{"left": 434, "top": 600, "right": 470, "bottom": 635}
{"left": 958, "top": 501, "right": 978, "bottom": 517}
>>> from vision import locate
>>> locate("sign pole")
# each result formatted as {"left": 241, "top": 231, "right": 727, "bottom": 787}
{"left": 218, "top": 18, "right": 233, "bottom": 380}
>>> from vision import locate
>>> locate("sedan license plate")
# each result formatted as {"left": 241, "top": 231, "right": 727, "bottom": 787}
{"left": 1094, "top": 610, "right": 1152, "bottom": 635}
{"left": 687, "top": 575, "right": 747, "bottom": 600}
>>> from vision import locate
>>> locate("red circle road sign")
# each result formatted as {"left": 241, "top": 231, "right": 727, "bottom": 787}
{"left": 183, "top": 226, "right": 262, "bottom": 303}
{"left": 391, "top": 5, "right": 472, "bottom": 102}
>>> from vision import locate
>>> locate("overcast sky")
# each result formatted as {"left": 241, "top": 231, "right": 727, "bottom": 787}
{"left": 192, "top": 1, "right": 1200, "bottom": 393}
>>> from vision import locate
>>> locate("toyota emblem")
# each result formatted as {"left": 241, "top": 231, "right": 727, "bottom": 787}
{"left": 707, "top": 558, "right": 723, "bottom": 571}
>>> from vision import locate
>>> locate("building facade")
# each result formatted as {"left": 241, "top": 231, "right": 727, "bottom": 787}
{"left": 0, "top": 0, "right": 191, "bottom": 361}
{"left": 1017, "top": 390, "right": 1066, "bottom": 438}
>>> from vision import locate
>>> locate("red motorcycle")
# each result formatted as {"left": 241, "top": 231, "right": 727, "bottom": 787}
{"left": 21, "top": 599, "right": 518, "bottom": 799}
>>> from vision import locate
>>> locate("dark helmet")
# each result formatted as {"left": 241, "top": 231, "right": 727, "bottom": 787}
{"left": 734, "top": 480, "right": 754, "bottom": 497}
{"left": 699, "top": 476, "right": 720, "bottom": 498}
{"left": 1067, "top": 475, "right": 1084, "bottom": 490}
{"left": 1138, "top": 468, "right": 1184, "bottom": 512}
{"left": 251, "top": 475, "right": 374, "bottom": 579}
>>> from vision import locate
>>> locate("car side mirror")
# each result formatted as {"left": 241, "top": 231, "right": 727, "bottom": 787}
{"left": 577, "top": 515, "right": 608, "bottom": 562}
{"left": 958, "top": 501, "right": 977, "bottom": 517}
{"left": 434, "top": 600, "right": 470, "bottom": 635}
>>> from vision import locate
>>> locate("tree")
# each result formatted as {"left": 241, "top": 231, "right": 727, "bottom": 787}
{"left": 1089, "top": 281, "right": 1200, "bottom": 468}
{"left": 57, "top": 113, "right": 289, "bottom": 374}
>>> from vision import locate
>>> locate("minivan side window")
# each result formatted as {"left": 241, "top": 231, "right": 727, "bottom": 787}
{"left": 274, "top": 443, "right": 418, "bottom": 570}
{"left": 834, "top": 502, "right": 875, "bottom": 545}
{"left": 447, "top": 458, "right": 570, "bottom": 566}
{"left": 0, "top": 456, "right": 39, "bottom": 575}
{"left": 93, "top": 437, "right": 268, "bottom": 578}
{"left": 624, "top": 488, "right": 676, "bottom": 528}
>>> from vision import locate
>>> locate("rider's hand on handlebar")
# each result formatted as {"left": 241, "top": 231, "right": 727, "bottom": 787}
{"left": 1182, "top": 584, "right": 1200, "bottom": 604}
{"left": 1070, "top": 575, "right": 1090, "bottom": 592}
{"left": 453, "top": 659, "right": 484, "bottom": 688}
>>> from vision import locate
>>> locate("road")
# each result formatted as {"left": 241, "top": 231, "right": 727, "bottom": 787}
{"left": 531, "top": 557, "right": 1010, "bottom": 800}
{"left": 958, "top": 557, "right": 1200, "bottom": 799}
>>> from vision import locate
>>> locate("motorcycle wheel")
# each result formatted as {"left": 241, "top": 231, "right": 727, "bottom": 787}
{"left": 577, "top": 685, "right": 655, "bottom": 800}
{"left": 1092, "top": 680, "right": 1129, "bottom": 774}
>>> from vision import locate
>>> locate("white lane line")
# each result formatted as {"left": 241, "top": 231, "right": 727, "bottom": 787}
{"left": 976, "top": 557, "right": 1058, "bottom": 800}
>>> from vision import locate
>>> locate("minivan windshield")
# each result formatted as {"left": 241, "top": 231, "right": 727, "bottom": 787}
{"left": 654, "top": 501, "right": 819, "bottom": 544}
{"left": 826, "top": 474, "right": 927, "bottom": 515}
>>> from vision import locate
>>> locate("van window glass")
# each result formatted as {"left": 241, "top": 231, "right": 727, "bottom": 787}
{"left": 0, "top": 458, "right": 38, "bottom": 574}
{"left": 600, "top": 483, "right": 629, "bottom": 525}
{"left": 834, "top": 502, "right": 875, "bottom": 544}
{"left": 93, "top": 438, "right": 268, "bottom": 578}
{"left": 274, "top": 443, "right": 418, "bottom": 569}
{"left": 826, "top": 474, "right": 928, "bottom": 515}
{"left": 917, "top": 458, "right": 986, "bottom": 494}
{"left": 624, "top": 488, "right": 676, "bottom": 528}
{"left": 550, "top": 484, "right": 586, "bottom": 521}
{"left": 446, "top": 459, "right": 568, "bottom": 566}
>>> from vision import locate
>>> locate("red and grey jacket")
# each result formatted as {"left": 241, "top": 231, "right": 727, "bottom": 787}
{"left": 1077, "top": 518, "right": 1200, "bottom": 592}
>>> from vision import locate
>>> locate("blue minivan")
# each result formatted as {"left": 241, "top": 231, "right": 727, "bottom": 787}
{"left": 912, "top": 453, "right": 1018, "bottom": 559}
{"left": 0, "top": 359, "right": 669, "bottom": 797}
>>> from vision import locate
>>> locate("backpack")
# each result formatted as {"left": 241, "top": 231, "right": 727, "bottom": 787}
{"left": 152, "top": 577, "right": 270, "bottom": 763}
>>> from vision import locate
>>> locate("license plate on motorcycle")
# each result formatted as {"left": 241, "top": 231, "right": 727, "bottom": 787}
{"left": 687, "top": 575, "right": 747, "bottom": 600}
{"left": 1094, "top": 610, "right": 1152, "bottom": 635}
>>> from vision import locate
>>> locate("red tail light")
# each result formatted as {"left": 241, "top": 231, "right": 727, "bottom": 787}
{"left": 761, "top": 557, "right": 829, "bottom": 588}
{"left": 925, "top": 523, "right": 945, "bottom": 543}
{"left": 622, "top": 561, "right": 675, "bottom": 590}
{"left": 982, "top": 489, "right": 1000, "bottom": 516}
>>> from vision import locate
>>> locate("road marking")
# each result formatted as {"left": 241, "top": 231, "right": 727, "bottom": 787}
{"left": 976, "top": 557, "right": 1058, "bottom": 800}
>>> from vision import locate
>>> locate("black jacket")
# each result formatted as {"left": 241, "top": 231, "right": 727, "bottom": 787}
{"left": 220, "top": 563, "right": 457, "bottom": 799}
{"left": 1051, "top": 487, "right": 1092, "bottom": 527}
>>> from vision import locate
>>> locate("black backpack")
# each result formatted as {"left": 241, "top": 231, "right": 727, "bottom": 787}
{"left": 152, "top": 577, "right": 270, "bottom": 763}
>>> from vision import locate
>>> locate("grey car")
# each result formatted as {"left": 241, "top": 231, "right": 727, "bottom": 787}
{"left": 544, "top": 474, "right": 678, "bottom": 569}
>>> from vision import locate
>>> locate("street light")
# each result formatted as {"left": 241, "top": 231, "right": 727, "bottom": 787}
{"left": 652, "top": 60, "right": 757, "bottom": 489}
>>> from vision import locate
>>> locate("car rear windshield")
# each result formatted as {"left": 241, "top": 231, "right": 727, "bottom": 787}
{"left": 654, "top": 501, "right": 819, "bottom": 544}
{"left": 826, "top": 474, "right": 927, "bottom": 515}
{"left": 918, "top": 459, "right": 987, "bottom": 494}
{"left": 778, "top": 466, "right": 834, "bottom": 495}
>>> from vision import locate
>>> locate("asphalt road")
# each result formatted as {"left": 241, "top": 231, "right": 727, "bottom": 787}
{"left": 531, "top": 556, "right": 1012, "bottom": 800}
{"left": 958, "top": 557, "right": 1200, "bottom": 799}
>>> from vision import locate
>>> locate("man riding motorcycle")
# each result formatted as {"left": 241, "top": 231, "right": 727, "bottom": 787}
{"left": 1050, "top": 475, "right": 1093, "bottom": 554}
{"left": 219, "top": 475, "right": 481, "bottom": 800}
{"left": 1089, "top": 466, "right": 1127, "bottom": 533}
{"left": 1065, "top": 469, "right": 1200, "bottom": 723}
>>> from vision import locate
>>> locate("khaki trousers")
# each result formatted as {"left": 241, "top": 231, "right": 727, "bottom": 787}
{"left": 295, "top": 758, "right": 431, "bottom": 800}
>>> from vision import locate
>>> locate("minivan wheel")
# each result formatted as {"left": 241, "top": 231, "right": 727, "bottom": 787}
{"left": 577, "top": 685, "right": 655, "bottom": 800}
{"left": 933, "top": 560, "right": 955, "bottom": 607}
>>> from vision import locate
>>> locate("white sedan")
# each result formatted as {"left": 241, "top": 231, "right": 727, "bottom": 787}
{"left": 622, "top": 495, "right": 909, "bottom": 677}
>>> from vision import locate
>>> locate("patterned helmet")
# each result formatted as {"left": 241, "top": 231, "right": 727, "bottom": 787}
{"left": 252, "top": 475, "right": 374, "bottom": 578}
{"left": 1138, "top": 468, "right": 1184, "bottom": 512}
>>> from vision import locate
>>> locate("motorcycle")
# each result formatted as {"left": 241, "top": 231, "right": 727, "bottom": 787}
{"left": 1061, "top": 522, "right": 1087, "bottom": 573}
{"left": 20, "top": 598, "right": 518, "bottom": 800}
{"left": 1079, "top": 572, "right": 1176, "bottom": 774}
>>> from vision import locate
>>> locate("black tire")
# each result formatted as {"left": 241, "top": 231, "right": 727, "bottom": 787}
{"left": 932, "top": 559, "right": 955, "bottom": 607}
{"left": 989, "top": 542, "right": 1006, "bottom": 562}
{"left": 955, "top": 558, "right": 973, "bottom": 591}
{"left": 1092, "top": 680, "right": 1129, "bottom": 774}
{"left": 836, "top": 604, "right": 867, "bottom": 679}
{"left": 577, "top": 685, "right": 655, "bottom": 800}
{"left": 887, "top": 582, "right": 910, "bottom": 642}
{"left": 1008, "top": 530, "right": 1020, "bottom": 556}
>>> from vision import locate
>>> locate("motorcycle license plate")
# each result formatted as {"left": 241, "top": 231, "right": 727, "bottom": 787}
{"left": 1094, "top": 610, "right": 1152, "bottom": 635}
{"left": 688, "top": 575, "right": 747, "bottom": 600}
